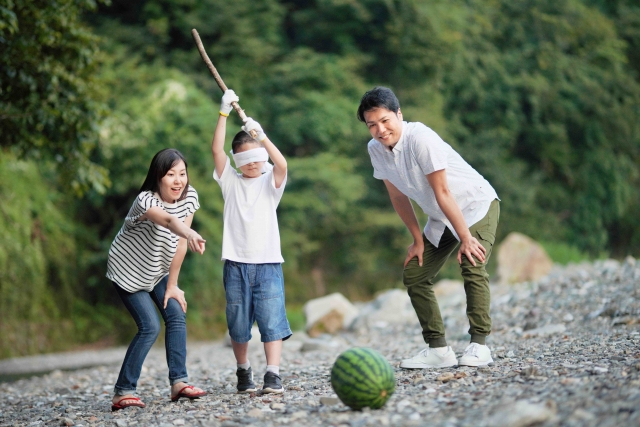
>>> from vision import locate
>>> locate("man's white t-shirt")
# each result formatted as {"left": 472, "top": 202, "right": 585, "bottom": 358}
{"left": 368, "top": 121, "right": 498, "bottom": 248}
{"left": 213, "top": 156, "right": 286, "bottom": 263}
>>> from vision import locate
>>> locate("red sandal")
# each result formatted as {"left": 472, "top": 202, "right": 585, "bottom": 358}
{"left": 111, "top": 396, "right": 146, "bottom": 411}
{"left": 171, "top": 385, "right": 207, "bottom": 402}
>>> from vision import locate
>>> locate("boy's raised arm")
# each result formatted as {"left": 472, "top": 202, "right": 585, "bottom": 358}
{"left": 242, "top": 118, "right": 288, "bottom": 189}
{"left": 212, "top": 90, "right": 239, "bottom": 177}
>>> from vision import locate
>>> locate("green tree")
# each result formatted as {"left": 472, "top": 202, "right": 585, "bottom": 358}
{"left": 440, "top": 0, "right": 640, "bottom": 254}
{"left": 0, "top": 0, "right": 109, "bottom": 194}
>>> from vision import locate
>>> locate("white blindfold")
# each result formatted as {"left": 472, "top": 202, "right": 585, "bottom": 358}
{"left": 231, "top": 147, "right": 273, "bottom": 172}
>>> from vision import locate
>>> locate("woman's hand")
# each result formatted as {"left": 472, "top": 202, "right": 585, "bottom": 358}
{"left": 164, "top": 285, "right": 187, "bottom": 313}
{"left": 186, "top": 231, "right": 206, "bottom": 254}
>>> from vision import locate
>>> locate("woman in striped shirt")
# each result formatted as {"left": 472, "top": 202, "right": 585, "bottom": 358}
{"left": 106, "top": 148, "right": 207, "bottom": 411}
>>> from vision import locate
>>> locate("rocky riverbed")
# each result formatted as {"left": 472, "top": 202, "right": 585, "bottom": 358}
{"left": 1, "top": 258, "right": 639, "bottom": 427}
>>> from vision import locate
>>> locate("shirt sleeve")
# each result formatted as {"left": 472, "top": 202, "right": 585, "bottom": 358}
{"left": 412, "top": 125, "right": 448, "bottom": 175}
{"left": 125, "top": 192, "right": 163, "bottom": 226}
{"left": 213, "top": 156, "right": 235, "bottom": 197}
{"left": 183, "top": 186, "right": 200, "bottom": 217}
{"left": 368, "top": 142, "right": 386, "bottom": 180}
{"left": 269, "top": 168, "right": 287, "bottom": 203}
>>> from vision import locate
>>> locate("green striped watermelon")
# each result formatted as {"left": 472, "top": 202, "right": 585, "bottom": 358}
{"left": 330, "top": 347, "right": 395, "bottom": 410}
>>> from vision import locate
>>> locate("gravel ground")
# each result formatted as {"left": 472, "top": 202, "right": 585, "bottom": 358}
{"left": 1, "top": 258, "right": 639, "bottom": 427}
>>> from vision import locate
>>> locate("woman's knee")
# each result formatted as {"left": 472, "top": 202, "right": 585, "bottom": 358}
{"left": 139, "top": 316, "right": 161, "bottom": 340}
{"left": 163, "top": 300, "right": 187, "bottom": 326}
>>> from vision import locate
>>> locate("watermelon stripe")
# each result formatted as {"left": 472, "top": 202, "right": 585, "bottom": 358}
{"left": 349, "top": 349, "right": 385, "bottom": 378}
{"left": 336, "top": 351, "right": 380, "bottom": 384}
{"left": 334, "top": 349, "right": 392, "bottom": 387}
{"left": 328, "top": 374, "right": 380, "bottom": 396}
{"left": 331, "top": 347, "right": 395, "bottom": 410}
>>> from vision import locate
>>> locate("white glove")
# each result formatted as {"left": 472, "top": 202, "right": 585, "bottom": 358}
{"left": 242, "top": 117, "right": 267, "bottom": 141}
{"left": 220, "top": 89, "right": 239, "bottom": 115}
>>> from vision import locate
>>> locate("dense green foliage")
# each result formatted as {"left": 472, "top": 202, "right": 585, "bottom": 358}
{"left": 0, "top": 0, "right": 109, "bottom": 194}
{"left": 1, "top": 0, "right": 639, "bottom": 357}
{"left": 331, "top": 347, "right": 395, "bottom": 410}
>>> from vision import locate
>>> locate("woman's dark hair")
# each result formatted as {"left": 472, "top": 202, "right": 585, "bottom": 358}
{"left": 231, "top": 130, "right": 261, "bottom": 154}
{"left": 356, "top": 86, "right": 400, "bottom": 122}
{"left": 139, "top": 148, "right": 189, "bottom": 201}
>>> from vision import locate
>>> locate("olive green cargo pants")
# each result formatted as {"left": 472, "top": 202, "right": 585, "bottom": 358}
{"left": 403, "top": 199, "right": 500, "bottom": 347}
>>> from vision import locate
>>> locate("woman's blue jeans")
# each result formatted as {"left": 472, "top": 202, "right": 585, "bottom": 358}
{"left": 112, "top": 276, "right": 188, "bottom": 395}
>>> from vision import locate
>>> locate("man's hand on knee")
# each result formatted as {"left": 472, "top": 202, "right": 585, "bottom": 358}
{"left": 404, "top": 238, "right": 424, "bottom": 267}
{"left": 457, "top": 236, "right": 486, "bottom": 266}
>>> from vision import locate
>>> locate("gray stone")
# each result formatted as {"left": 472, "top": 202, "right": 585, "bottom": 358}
{"left": 299, "top": 337, "right": 341, "bottom": 352}
{"left": 246, "top": 408, "right": 263, "bottom": 418}
{"left": 319, "top": 397, "right": 340, "bottom": 406}
{"left": 523, "top": 323, "right": 566, "bottom": 337}
{"left": 487, "top": 400, "right": 557, "bottom": 427}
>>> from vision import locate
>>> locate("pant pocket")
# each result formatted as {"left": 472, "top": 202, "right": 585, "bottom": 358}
{"left": 258, "top": 264, "right": 283, "bottom": 300}
{"left": 476, "top": 229, "right": 495, "bottom": 247}
{"left": 223, "top": 263, "right": 244, "bottom": 304}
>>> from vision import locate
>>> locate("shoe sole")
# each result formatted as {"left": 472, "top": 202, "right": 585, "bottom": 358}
{"left": 261, "top": 387, "right": 284, "bottom": 394}
{"left": 237, "top": 388, "right": 257, "bottom": 394}
{"left": 400, "top": 361, "right": 458, "bottom": 369}
{"left": 458, "top": 357, "right": 494, "bottom": 367}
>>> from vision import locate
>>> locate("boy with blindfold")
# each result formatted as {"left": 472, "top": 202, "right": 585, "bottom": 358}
{"left": 210, "top": 90, "right": 292, "bottom": 394}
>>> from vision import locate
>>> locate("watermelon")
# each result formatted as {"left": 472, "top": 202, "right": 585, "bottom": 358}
{"left": 330, "top": 347, "right": 396, "bottom": 410}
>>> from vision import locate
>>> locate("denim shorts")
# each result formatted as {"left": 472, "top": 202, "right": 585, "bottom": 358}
{"left": 223, "top": 260, "right": 292, "bottom": 343}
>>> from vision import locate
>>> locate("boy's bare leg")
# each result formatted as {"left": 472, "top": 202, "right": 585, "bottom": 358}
{"left": 231, "top": 339, "right": 249, "bottom": 364}
{"left": 264, "top": 339, "right": 283, "bottom": 366}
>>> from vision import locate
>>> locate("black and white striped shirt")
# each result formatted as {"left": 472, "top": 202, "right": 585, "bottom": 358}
{"left": 106, "top": 186, "right": 200, "bottom": 292}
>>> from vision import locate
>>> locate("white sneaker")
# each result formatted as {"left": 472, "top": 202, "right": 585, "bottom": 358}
{"left": 400, "top": 347, "right": 458, "bottom": 369}
{"left": 458, "top": 343, "right": 494, "bottom": 367}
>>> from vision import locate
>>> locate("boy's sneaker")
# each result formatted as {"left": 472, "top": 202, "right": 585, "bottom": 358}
{"left": 458, "top": 343, "right": 494, "bottom": 367}
{"left": 262, "top": 371, "right": 284, "bottom": 394}
{"left": 400, "top": 346, "right": 458, "bottom": 369}
{"left": 236, "top": 367, "right": 257, "bottom": 393}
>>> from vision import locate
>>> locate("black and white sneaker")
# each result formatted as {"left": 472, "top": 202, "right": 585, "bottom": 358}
{"left": 261, "top": 371, "right": 284, "bottom": 394}
{"left": 236, "top": 367, "right": 257, "bottom": 393}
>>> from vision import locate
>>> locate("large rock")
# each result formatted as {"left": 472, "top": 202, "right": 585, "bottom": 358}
{"left": 303, "top": 293, "right": 358, "bottom": 337}
{"left": 350, "top": 289, "right": 418, "bottom": 329}
{"left": 496, "top": 232, "right": 553, "bottom": 284}
{"left": 433, "top": 279, "right": 463, "bottom": 298}
{"left": 223, "top": 325, "right": 262, "bottom": 347}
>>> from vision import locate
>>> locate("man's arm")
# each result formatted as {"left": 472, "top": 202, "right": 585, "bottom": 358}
{"left": 426, "top": 169, "right": 486, "bottom": 266}
{"left": 383, "top": 179, "right": 424, "bottom": 267}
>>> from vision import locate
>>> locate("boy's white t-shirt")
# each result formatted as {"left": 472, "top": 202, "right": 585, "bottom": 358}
{"left": 213, "top": 156, "right": 286, "bottom": 263}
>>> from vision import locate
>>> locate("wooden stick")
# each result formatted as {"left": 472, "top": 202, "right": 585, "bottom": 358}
{"left": 191, "top": 28, "right": 257, "bottom": 138}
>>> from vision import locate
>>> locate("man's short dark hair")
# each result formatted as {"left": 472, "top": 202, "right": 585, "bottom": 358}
{"left": 357, "top": 86, "right": 400, "bottom": 122}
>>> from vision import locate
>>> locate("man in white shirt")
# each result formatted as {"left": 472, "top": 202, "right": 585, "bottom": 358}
{"left": 359, "top": 86, "right": 500, "bottom": 368}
